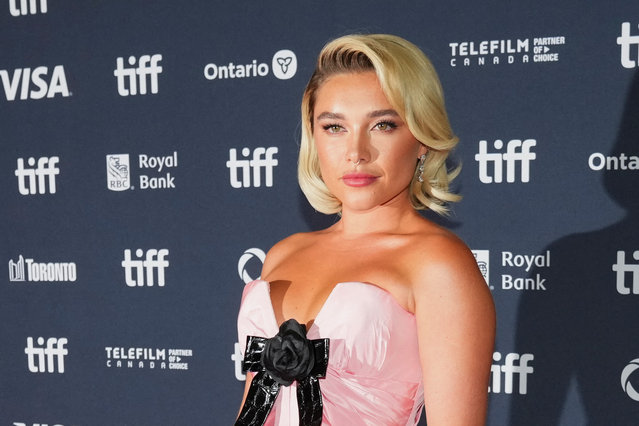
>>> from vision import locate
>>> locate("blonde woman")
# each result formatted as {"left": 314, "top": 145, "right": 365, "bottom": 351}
{"left": 236, "top": 34, "right": 495, "bottom": 426}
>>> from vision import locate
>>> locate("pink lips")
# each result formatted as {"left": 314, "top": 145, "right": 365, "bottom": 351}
{"left": 341, "top": 172, "right": 378, "bottom": 187}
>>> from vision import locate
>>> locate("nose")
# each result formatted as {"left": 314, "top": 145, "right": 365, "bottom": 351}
{"left": 346, "top": 128, "right": 371, "bottom": 166}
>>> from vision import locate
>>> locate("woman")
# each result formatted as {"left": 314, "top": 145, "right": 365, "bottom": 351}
{"left": 236, "top": 34, "right": 495, "bottom": 426}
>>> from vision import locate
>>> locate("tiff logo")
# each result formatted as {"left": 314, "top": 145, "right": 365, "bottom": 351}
{"left": 9, "top": 0, "right": 47, "bottom": 16}
{"left": 113, "top": 54, "right": 162, "bottom": 96}
{"left": 617, "top": 22, "right": 639, "bottom": 69}
{"left": 15, "top": 156, "right": 59, "bottom": 195}
{"left": 226, "top": 147, "right": 278, "bottom": 188}
{"left": 475, "top": 139, "right": 536, "bottom": 183}
{"left": 25, "top": 337, "right": 68, "bottom": 373}
{"left": 489, "top": 352, "right": 534, "bottom": 394}
{"left": 613, "top": 250, "right": 639, "bottom": 295}
{"left": 122, "top": 249, "right": 169, "bottom": 287}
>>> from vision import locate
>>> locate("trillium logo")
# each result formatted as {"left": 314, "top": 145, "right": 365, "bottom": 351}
{"left": 272, "top": 50, "right": 297, "bottom": 80}
{"left": 622, "top": 359, "right": 639, "bottom": 401}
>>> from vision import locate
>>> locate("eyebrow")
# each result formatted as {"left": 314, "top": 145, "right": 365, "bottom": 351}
{"left": 315, "top": 109, "right": 400, "bottom": 121}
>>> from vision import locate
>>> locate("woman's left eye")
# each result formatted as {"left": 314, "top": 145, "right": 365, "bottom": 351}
{"left": 374, "top": 121, "right": 397, "bottom": 131}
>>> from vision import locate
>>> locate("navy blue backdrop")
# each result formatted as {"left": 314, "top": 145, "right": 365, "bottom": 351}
{"left": 1, "top": 1, "right": 638, "bottom": 425}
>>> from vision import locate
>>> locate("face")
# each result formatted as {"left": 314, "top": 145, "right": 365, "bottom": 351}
{"left": 312, "top": 71, "right": 427, "bottom": 213}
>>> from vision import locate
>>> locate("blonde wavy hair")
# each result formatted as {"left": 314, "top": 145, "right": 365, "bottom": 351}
{"left": 298, "top": 34, "right": 461, "bottom": 216}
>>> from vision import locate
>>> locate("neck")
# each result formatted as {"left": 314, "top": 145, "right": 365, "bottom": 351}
{"left": 334, "top": 197, "right": 423, "bottom": 237}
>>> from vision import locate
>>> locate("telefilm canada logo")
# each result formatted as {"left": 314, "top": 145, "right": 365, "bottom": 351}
{"left": 9, "top": 255, "right": 77, "bottom": 283}
{"left": 449, "top": 35, "right": 566, "bottom": 67}
{"left": 105, "top": 346, "right": 193, "bottom": 370}
{"left": 204, "top": 49, "right": 297, "bottom": 81}
{"left": 106, "top": 152, "right": 178, "bottom": 191}
{"left": 9, "top": 0, "right": 48, "bottom": 16}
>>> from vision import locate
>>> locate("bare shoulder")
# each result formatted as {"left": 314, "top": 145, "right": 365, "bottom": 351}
{"left": 407, "top": 223, "right": 493, "bottom": 312}
{"left": 261, "top": 231, "right": 317, "bottom": 278}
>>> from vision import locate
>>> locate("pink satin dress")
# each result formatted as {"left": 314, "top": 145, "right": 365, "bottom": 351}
{"left": 237, "top": 280, "right": 424, "bottom": 425}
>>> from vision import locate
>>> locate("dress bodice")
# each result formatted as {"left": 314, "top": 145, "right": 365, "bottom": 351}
{"left": 237, "top": 280, "right": 424, "bottom": 425}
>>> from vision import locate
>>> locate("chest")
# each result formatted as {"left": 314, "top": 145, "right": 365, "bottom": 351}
{"left": 266, "top": 247, "right": 414, "bottom": 327}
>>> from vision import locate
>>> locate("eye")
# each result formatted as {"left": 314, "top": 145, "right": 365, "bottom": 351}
{"left": 322, "top": 123, "right": 344, "bottom": 133}
{"left": 374, "top": 121, "right": 397, "bottom": 132}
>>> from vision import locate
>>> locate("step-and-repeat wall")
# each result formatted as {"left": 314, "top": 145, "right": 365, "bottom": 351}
{"left": 1, "top": 1, "right": 638, "bottom": 425}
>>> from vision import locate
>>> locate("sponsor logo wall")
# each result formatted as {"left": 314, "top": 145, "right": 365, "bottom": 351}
{"left": 1, "top": 2, "right": 637, "bottom": 425}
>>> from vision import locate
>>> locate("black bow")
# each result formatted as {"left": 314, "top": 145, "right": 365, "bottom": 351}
{"left": 235, "top": 319, "right": 330, "bottom": 426}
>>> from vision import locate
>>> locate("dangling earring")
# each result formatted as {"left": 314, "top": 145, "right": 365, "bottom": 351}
{"left": 416, "top": 154, "right": 426, "bottom": 183}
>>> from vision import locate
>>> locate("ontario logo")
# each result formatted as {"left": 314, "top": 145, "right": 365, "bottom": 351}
{"left": 204, "top": 49, "right": 297, "bottom": 81}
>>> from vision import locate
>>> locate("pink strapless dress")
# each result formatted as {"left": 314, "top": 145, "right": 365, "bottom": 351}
{"left": 237, "top": 280, "right": 424, "bottom": 425}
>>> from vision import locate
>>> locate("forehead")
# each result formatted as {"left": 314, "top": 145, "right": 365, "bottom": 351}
{"left": 314, "top": 71, "right": 393, "bottom": 115}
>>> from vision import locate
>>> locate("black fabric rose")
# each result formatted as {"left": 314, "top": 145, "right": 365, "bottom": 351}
{"left": 261, "top": 318, "right": 315, "bottom": 386}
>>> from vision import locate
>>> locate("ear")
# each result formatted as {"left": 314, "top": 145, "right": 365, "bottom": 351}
{"left": 417, "top": 143, "right": 428, "bottom": 157}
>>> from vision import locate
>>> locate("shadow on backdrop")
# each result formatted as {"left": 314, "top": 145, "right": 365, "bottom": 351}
{"left": 510, "top": 70, "right": 639, "bottom": 425}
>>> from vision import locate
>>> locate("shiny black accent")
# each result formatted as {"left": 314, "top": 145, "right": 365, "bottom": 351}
{"left": 235, "top": 330, "right": 329, "bottom": 425}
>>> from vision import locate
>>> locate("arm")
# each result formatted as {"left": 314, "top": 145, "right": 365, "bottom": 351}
{"left": 413, "top": 236, "right": 496, "bottom": 426}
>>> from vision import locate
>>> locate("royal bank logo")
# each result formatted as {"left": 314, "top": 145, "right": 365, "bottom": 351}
{"left": 1, "top": 66, "right": 69, "bottom": 101}
{"left": 475, "top": 139, "right": 536, "bottom": 183}
{"left": 121, "top": 248, "right": 169, "bottom": 287}
{"left": 489, "top": 352, "right": 534, "bottom": 395}
{"left": 613, "top": 250, "right": 639, "bottom": 295}
{"left": 449, "top": 35, "right": 566, "bottom": 67}
{"left": 227, "top": 147, "right": 278, "bottom": 188}
{"left": 15, "top": 156, "right": 60, "bottom": 195}
{"left": 9, "top": 255, "right": 77, "bottom": 282}
{"left": 113, "top": 54, "right": 162, "bottom": 96}
{"left": 9, "top": 0, "right": 47, "bottom": 16}
{"left": 501, "top": 250, "right": 550, "bottom": 291}
{"left": 105, "top": 346, "right": 192, "bottom": 370}
{"left": 237, "top": 247, "right": 265, "bottom": 283}
{"left": 622, "top": 358, "right": 639, "bottom": 401}
{"left": 618, "top": 22, "right": 639, "bottom": 69}
{"left": 204, "top": 49, "right": 297, "bottom": 81}
{"left": 25, "top": 337, "right": 68, "bottom": 373}
{"left": 106, "top": 152, "right": 178, "bottom": 191}
{"left": 472, "top": 250, "right": 490, "bottom": 289}
{"left": 106, "top": 154, "right": 130, "bottom": 191}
